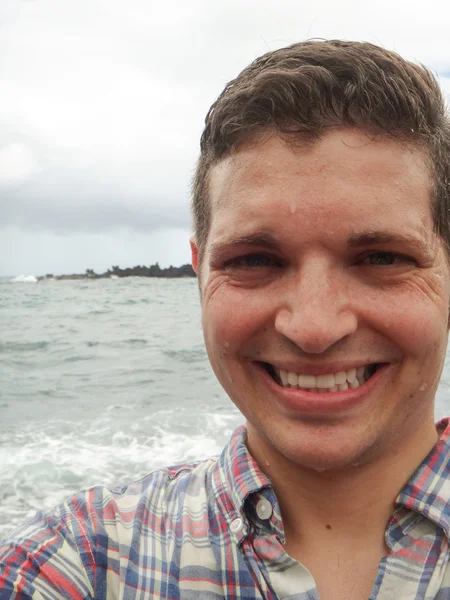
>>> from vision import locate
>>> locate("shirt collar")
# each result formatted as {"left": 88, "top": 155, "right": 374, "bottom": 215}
{"left": 216, "top": 425, "right": 271, "bottom": 514}
{"left": 396, "top": 417, "right": 450, "bottom": 539}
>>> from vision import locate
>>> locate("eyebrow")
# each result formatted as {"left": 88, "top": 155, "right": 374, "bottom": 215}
{"left": 208, "top": 229, "right": 431, "bottom": 259}
{"left": 347, "top": 231, "right": 430, "bottom": 253}
{"left": 208, "top": 233, "right": 281, "bottom": 258}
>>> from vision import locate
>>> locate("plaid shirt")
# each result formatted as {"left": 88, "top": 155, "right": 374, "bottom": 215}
{"left": 2, "top": 421, "right": 450, "bottom": 599}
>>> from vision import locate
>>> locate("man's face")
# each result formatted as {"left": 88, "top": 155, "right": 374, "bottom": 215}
{"left": 192, "top": 130, "right": 450, "bottom": 472}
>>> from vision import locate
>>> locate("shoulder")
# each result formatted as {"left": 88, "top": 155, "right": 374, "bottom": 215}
{"left": 90, "top": 457, "right": 219, "bottom": 526}
{"left": 44, "top": 456, "right": 218, "bottom": 541}
{"left": 0, "top": 458, "right": 218, "bottom": 545}
{"left": 0, "top": 457, "right": 218, "bottom": 598}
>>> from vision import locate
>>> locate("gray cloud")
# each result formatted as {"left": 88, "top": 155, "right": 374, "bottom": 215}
{"left": 1, "top": 0, "right": 450, "bottom": 275}
{"left": 1, "top": 165, "right": 191, "bottom": 233}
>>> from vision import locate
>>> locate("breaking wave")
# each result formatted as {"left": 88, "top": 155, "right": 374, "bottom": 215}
{"left": 10, "top": 274, "right": 37, "bottom": 283}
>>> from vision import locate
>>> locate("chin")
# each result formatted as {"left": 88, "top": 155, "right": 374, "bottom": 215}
{"left": 251, "top": 421, "right": 384, "bottom": 474}
{"left": 280, "top": 443, "right": 369, "bottom": 472}
{"left": 286, "top": 447, "right": 372, "bottom": 473}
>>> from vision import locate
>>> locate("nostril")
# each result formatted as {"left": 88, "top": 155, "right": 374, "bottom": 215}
{"left": 274, "top": 303, "right": 358, "bottom": 356}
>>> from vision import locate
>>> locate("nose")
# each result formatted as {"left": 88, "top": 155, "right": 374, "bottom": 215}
{"left": 274, "top": 263, "right": 358, "bottom": 354}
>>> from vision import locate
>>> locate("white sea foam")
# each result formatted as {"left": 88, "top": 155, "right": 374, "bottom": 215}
{"left": 0, "top": 409, "right": 243, "bottom": 539}
{"left": 10, "top": 274, "right": 37, "bottom": 283}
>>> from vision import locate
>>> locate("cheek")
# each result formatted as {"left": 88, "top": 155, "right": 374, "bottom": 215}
{"left": 202, "top": 288, "right": 271, "bottom": 354}
{"left": 371, "top": 291, "right": 449, "bottom": 358}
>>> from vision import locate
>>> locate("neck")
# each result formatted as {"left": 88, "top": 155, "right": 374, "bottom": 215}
{"left": 274, "top": 458, "right": 398, "bottom": 544}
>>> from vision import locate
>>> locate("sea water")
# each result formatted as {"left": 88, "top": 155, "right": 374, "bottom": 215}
{"left": 0, "top": 276, "right": 242, "bottom": 538}
{"left": 1, "top": 276, "right": 450, "bottom": 539}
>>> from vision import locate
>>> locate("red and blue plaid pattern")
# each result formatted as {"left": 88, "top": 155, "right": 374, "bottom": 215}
{"left": 2, "top": 421, "right": 450, "bottom": 598}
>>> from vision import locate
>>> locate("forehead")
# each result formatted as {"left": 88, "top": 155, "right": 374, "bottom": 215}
{"left": 207, "top": 130, "right": 433, "bottom": 243}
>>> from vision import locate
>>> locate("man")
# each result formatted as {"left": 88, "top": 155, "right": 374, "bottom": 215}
{"left": 2, "top": 39, "right": 450, "bottom": 599}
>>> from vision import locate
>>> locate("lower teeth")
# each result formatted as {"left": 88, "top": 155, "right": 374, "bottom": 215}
{"left": 300, "top": 383, "right": 358, "bottom": 392}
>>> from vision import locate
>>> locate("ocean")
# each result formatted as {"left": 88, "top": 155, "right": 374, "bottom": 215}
{"left": 0, "top": 276, "right": 242, "bottom": 539}
{"left": 1, "top": 275, "right": 450, "bottom": 539}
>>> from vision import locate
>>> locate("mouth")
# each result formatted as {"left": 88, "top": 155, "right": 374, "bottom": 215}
{"left": 261, "top": 363, "right": 380, "bottom": 392}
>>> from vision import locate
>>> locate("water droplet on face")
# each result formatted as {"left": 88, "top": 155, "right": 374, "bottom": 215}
{"left": 290, "top": 203, "right": 297, "bottom": 214}
{"left": 419, "top": 382, "right": 428, "bottom": 392}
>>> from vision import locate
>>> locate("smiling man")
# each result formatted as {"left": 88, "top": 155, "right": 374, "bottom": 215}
{"left": 2, "top": 40, "right": 450, "bottom": 600}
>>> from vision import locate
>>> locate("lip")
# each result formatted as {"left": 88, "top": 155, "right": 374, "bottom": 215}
{"left": 254, "top": 361, "right": 389, "bottom": 415}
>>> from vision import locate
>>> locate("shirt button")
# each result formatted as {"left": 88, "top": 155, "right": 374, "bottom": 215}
{"left": 256, "top": 498, "right": 273, "bottom": 520}
{"left": 230, "top": 518, "right": 244, "bottom": 533}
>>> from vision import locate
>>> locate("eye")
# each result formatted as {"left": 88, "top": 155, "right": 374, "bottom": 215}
{"left": 224, "top": 253, "right": 280, "bottom": 268}
{"left": 362, "top": 252, "right": 413, "bottom": 266}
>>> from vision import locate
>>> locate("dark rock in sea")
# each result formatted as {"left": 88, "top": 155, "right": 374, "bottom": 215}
{"left": 37, "top": 263, "right": 197, "bottom": 281}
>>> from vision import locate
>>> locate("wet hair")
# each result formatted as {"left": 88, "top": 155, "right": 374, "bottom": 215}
{"left": 192, "top": 39, "right": 450, "bottom": 262}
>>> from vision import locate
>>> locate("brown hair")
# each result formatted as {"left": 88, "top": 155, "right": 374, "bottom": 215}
{"left": 192, "top": 39, "right": 450, "bottom": 261}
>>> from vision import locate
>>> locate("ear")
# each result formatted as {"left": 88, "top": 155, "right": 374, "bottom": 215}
{"left": 190, "top": 237, "right": 199, "bottom": 275}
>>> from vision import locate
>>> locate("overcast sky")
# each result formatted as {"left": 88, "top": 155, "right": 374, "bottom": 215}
{"left": 2, "top": 0, "right": 450, "bottom": 276}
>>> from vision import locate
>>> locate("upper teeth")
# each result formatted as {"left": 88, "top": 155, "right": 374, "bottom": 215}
{"left": 277, "top": 366, "right": 369, "bottom": 391}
